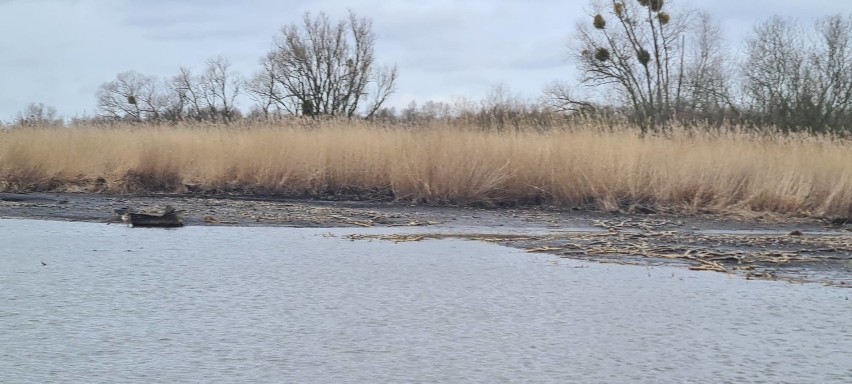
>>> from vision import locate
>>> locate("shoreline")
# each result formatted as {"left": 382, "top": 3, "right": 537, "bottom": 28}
{"left": 2, "top": 192, "right": 850, "bottom": 286}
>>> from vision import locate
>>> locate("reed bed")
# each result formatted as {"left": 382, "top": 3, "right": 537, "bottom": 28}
{"left": 1, "top": 121, "right": 851, "bottom": 217}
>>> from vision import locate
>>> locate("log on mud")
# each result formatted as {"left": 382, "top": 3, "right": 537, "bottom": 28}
{"left": 121, "top": 205, "right": 183, "bottom": 228}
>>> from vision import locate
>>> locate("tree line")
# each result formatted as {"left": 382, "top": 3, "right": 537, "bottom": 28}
{"left": 88, "top": 11, "right": 397, "bottom": 125}
{"left": 7, "top": 2, "right": 852, "bottom": 135}
{"left": 567, "top": 0, "right": 852, "bottom": 134}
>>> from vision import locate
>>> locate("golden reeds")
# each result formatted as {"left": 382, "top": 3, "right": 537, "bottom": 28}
{"left": 1, "top": 120, "right": 850, "bottom": 217}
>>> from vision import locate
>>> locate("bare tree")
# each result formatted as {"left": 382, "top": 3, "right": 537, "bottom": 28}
{"left": 680, "top": 11, "right": 736, "bottom": 125}
{"left": 807, "top": 15, "right": 852, "bottom": 132}
{"left": 419, "top": 100, "right": 453, "bottom": 122}
{"left": 541, "top": 81, "right": 599, "bottom": 118}
{"left": 742, "top": 16, "right": 807, "bottom": 131}
{"left": 363, "top": 63, "right": 398, "bottom": 118}
{"left": 199, "top": 56, "right": 241, "bottom": 123}
{"left": 96, "top": 71, "right": 169, "bottom": 122}
{"left": 250, "top": 10, "right": 398, "bottom": 118}
{"left": 171, "top": 66, "right": 205, "bottom": 121}
{"left": 246, "top": 54, "right": 289, "bottom": 119}
{"left": 477, "top": 84, "right": 525, "bottom": 130}
{"left": 14, "top": 102, "right": 62, "bottom": 127}
{"left": 165, "top": 57, "right": 242, "bottom": 123}
{"left": 742, "top": 15, "right": 852, "bottom": 133}
{"left": 574, "top": 0, "right": 692, "bottom": 133}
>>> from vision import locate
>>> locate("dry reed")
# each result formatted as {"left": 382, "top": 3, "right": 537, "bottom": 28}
{"left": 1, "top": 120, "right": 851, "bottom": 218}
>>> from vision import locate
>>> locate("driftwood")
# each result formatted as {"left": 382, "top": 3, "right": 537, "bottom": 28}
{"left": 121, "top": 205, "right": 183, "bottom": 228}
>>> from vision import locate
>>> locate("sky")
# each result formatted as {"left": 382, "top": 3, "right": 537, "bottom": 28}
{"left": 1, "top": 0, "right": 851, "bottom": 120}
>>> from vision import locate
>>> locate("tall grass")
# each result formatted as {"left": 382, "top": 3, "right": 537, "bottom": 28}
{"left": 1, "top": 121, "right": 851, "bottom": 217}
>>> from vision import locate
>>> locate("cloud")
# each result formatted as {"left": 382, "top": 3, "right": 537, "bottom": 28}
{"left": 119, "top": 1, "right": 259, "bottom": 41}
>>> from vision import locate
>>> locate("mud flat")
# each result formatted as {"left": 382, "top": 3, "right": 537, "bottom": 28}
{"left": 1, "top": 192, "right": 850, "bottom": 286}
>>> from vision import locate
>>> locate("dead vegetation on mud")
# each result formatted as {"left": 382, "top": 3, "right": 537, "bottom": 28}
{"left": 347, "top": 217, "right": 852, "bottom": 286}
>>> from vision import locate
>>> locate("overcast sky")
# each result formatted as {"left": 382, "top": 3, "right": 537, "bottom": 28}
{"left": 1, "top": 0, "right": 851, "bottom": 120}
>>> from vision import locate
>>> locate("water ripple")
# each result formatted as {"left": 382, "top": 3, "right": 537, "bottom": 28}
{"left": 1, "top": 219, "right": 850, "bottom": 383}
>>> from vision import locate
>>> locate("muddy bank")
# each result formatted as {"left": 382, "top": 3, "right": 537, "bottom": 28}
{"left": 2, "top": 192, "right": 850, "bottom": 286}
{"left": 0, "top": 192, "right": 595, "bottom": 228}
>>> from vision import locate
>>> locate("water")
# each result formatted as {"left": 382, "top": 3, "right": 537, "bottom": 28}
{"left": 1, "top": 219, "right": 850, "bottom": 384}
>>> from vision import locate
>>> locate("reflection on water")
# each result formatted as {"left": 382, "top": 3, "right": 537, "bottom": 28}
{"left": 1, "top": 219, "right": 850, "bottom": 383}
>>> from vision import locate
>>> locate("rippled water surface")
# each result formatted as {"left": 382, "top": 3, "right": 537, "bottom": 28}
{"left": 1, "top": 219, "right": 850, "bottom": 383}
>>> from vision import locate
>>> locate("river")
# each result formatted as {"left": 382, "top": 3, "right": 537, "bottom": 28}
{"left": 1, "top": 219, "right": 850, "bottom": 383}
